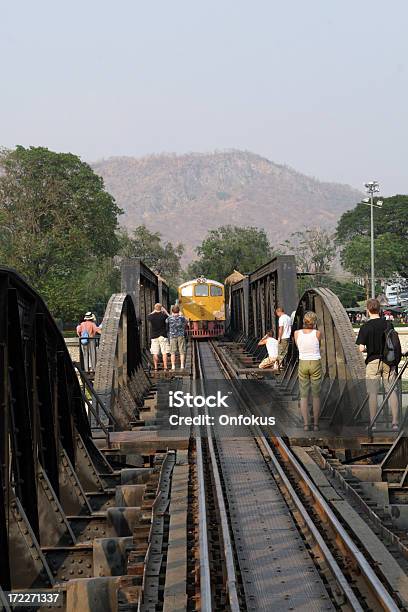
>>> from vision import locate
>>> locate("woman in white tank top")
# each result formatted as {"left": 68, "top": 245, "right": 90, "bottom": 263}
{"left": 294, "top": 311, "right": 322, "bottom": 432}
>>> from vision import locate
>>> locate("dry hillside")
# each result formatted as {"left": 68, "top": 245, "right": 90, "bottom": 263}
{"left": 93, "top": 150, "right": 362, "bottom": 262}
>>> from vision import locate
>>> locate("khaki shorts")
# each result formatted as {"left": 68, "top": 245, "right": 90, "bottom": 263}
{"left": 170, "top": 336, "right": 186, "bottom": 355}
{"left": 150, "top": 336, "right": 170, "bottom": 355}
{"left": 278, "top": 338, "right": 289, "bottom": 362}
{"left": 366, "top": 359, "right": 397, "bottom": 394}
{"left": 298, "top": 359, "right": 322, "bottom": 398}
{"left": 259, "top": 356, "right": 277, "bottom": 369}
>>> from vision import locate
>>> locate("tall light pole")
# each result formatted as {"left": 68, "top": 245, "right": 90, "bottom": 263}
{"left": 363, "top": 181, "right": 382, "bottom": 299}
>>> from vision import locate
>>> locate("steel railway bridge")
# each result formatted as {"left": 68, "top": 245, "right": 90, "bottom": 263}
{"left": 1, "top": 256, "right": 408, "bottom": 611}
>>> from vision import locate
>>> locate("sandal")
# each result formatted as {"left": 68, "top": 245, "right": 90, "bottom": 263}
{"left": 303, "top": 424, "right": 310, "bottom": 432}
{"left": 313, "top": 425, "right": 319, "bottom": 432}
{"left": 392, "top": 423, "right": 399, "bottom": 431}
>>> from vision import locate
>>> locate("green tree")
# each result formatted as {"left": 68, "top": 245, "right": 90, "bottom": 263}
{"left": 187, "top": 225, "right": 273, "bottom": 282}
{"left": 339, "top": 233, "right": 406, "bottom": 296}
{"left": 281, "top": 227, "right": 336, "bottom": 275}
{"left": 298, "top": 274, "right": 366, "bottom": 308}
{"left": 0, "top": 146, "right": 121, "bottom": 319}
{"left": 325, "top": 278, "right": 366, "bottom": 308}
{"left": 336, "top": 195, "right": 408, "bottom": 280}
{"left": 337, "top": 195, "right": 408, "bottom": 243}
{"left": 118, "top": 225, "right": 184, "bottom": 288}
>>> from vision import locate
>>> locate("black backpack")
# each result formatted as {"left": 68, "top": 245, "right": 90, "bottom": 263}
{"left": 382, "top": 322, "right": 402, "bottom": 368}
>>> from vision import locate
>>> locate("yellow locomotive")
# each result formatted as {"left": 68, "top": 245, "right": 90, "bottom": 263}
{"left": 178, "top": 277, "right": 225, "bottom": 338}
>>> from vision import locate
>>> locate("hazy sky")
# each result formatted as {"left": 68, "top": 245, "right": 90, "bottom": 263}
{"left": 1, "top": 1, "right": 408, "bottom": 195}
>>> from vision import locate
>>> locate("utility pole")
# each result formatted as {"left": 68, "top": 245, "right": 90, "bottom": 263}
{"left": 363, "top": 182, "right": 382, "bottom": 299}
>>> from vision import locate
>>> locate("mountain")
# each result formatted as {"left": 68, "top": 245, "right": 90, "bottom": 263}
{"left": 93, "top": 150, "right": 362, "bottom": 262}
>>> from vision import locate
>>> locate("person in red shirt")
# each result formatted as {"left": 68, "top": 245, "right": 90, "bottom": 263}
{"left": 76, "top": 311, "right": 102, "bottom": 372}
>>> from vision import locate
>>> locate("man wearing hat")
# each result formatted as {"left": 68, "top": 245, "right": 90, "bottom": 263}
{"left": 76, "top": 312, "right": 102, "bottom": 373}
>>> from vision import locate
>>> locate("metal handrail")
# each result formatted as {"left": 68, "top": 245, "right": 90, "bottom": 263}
{"left": 194, "top": 342, "right": 240, "bottom": 612}
{"left": 352, "top": 393, "right": 369, "bottom": 421}
{"left": 369, "top": 354, "right": 408, "bottom": 432}
{"left": 74, "top": 362, "right": 119, "bottom": 430}
{"left": 78, "top": 387, "right": 111, "bottom": 447}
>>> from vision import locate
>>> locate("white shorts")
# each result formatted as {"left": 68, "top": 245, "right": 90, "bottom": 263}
{"left": 150, "top": 336, "right": 170, "bottom": 355}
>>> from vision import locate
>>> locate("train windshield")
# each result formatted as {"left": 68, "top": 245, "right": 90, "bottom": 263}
{"left": 195, "top": 284, "right": 209, "bottom": 296}
{"left": 181, "top": 285, "right": 193, "bottom": 296}
{"left": 210, "top": 285, "right": 223, "bottom": 296}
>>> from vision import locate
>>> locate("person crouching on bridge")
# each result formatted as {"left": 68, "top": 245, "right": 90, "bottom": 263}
{"left": 148, "top": 303, "right": 170, "bottom": 371}
{"left": 258, "top": 330, "right": 279, "bottom": 370}
{"left": 294, "top": 311, "right": 322, "bottom": 432}
{"left": 76, "top": 312, "right": 102, "bottom": 373}
{"left": 166, "top": 305, "right": 188, "bottom": 370}
{"left": 276, "top": 307, "right": 292, "bottom": 371}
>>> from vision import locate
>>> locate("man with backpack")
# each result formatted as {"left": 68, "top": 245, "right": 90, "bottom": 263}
{"left": 356, "top": 298, "right": 401, "bottom": 430}
{"left": 76, "top": 311, "right": 102, "bottom": 373}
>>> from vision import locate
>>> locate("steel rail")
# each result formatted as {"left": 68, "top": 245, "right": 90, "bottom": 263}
{"left": 191, "top": 343, "right": 212, "bottom": 612}
{"left": 270, "top": 435, "right": 399, "bottom": 612}
{"left": 255, "top": 434, "right": 363, "bottom": 611}
{"left": 209, "top": 340, "right": 361, "bottom": 608}
{"left": 195, "top": 341, "right": 241, "bottom": 612}
{"left": 209, "top": 339, "right": 401, "bottom": 612}
{"left": 191, "top": 341, "right": 212, "bottom": 612}
{"left": 195, "top": 433, "right": 212, "bottom": 612}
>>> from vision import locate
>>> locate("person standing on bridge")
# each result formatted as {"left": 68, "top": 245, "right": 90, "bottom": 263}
{"left": 276, "top": 306, "right": 292, "bottom": 371}
{"left": 166, "top": 305, "right": 188, "bottom": 370}
{"left": 148, "top": 303, "right": 170, "bottom": 372}
{"left": 294, "top": 311, "right": 322, "bottom": 432}
{"left": 356, "top": 298, "right": 400, "bottom": 431}
{"left": 76, "top": 312, "right": 102, "bottom": 373}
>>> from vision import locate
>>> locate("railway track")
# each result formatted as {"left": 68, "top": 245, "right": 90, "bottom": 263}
{"left": 193, "top": 361, "right": 241, "bottom": 612}
{"left": 192, "top": 339, "right": 405, "bottom": 611}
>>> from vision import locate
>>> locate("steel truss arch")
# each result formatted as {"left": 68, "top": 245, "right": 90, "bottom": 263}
{"left": 0, "top": 266, "right": 113, "bottom": 591}
{"left": 283, "top": 287, "right": 366, "bottom": 424}
{"left": 94, "top": 293, "right": 150, "bottom": 429}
